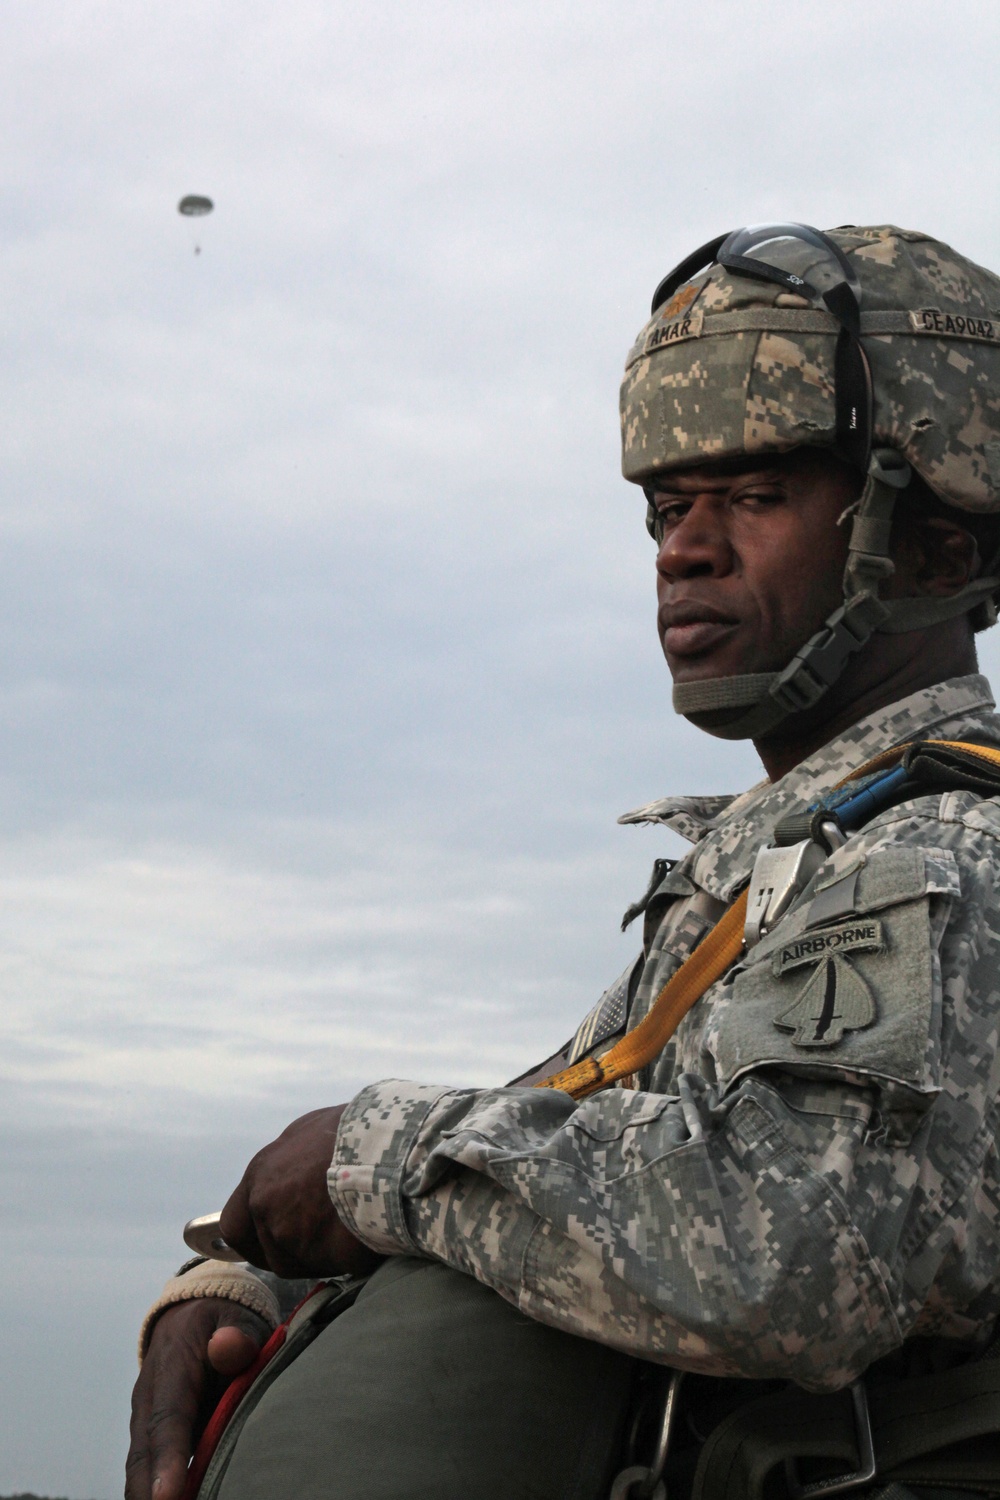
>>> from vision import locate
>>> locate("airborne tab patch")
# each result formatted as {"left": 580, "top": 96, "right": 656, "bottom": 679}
{"left": 774, "top": 919, "right": 884, "bottom": 975}
{"left": 774, "top": 956, "right": 877, "bottom": 1049}
{"left": 909, "top": 308, "right": 1000, "bottom": 344}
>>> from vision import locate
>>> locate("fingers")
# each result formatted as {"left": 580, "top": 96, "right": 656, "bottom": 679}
{"left": 125, "top": 1353, "right": 156, "bottom": 1500}
{"left": 126, "top": 1327, "right": 202, "bottom": 1500}
{"left": 218, "top": 1105, "right": 353, "bottom": 1276}
{"left": 206, "top": 1324, "right": 263, "bottom": 1378}
{"left": 124, "top": 1299, "right": 269, "bottom": 1500}
{"left": 219, "top": 1174, "right": 268, "bottom": 1269}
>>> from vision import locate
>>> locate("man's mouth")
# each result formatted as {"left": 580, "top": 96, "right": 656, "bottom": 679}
{"left": 659, "top": 600, "right": 739, "bottom": 658}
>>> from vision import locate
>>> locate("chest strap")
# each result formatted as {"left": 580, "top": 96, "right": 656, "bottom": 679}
{"left": 537, "top": 737, "right": 1000, "bottom": 1101}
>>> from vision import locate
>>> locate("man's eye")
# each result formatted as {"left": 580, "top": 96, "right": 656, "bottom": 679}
{"left": 737, "top": 487, "right": 783, "bottom": 507}
{"left": 652, "top": 502, "right": 688, "bottom": 528}
{"left": 648, "top": 501, "right": 688, "bottom": 544}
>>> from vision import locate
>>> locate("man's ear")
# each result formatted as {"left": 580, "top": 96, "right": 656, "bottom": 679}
{"left": 895, "top": 516, "right": 981, "bottom": 597}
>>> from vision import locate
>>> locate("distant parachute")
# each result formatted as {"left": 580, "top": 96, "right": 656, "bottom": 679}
{"left": 178, "top": 195, "right": 214, "bottom": 254}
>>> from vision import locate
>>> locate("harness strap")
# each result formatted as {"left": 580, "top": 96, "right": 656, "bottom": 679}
{"left": 536, "top": 892, "right": 748, "bottom": 1099}
{"left": 692, "top": 1356, "right": 1000, "bottom": 1500}
{"left": 181, "top": 1281, "right": 362, "bottom": 1500}
{"left": 537, "top": 738, "right": 1000, "bottom": 1101}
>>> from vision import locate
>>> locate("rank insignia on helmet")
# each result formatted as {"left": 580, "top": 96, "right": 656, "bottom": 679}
{"left": 774, "top": 955, "right": 877, "bottom": 1048}
{"left": 655, "top": 281, "right": 702, "bottom": 323}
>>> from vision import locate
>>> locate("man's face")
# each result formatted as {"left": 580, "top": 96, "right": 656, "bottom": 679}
{"left": 648, "top": 450, "right": 859, "bottom": 686}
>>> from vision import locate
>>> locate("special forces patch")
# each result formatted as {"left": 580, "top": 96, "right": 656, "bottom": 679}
{"left": 774, "top": 955, "right": 877, "bottom": 1048}
{"left": 773, "top": 919, "right": 882, "bottom": 1047}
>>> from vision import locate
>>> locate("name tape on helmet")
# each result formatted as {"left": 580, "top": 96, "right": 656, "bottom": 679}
{"left": 643, "top": 309, "right": 704, "bottom": 354}
{"left": 909, "top": 309, "right": 1000, "bottom": 344}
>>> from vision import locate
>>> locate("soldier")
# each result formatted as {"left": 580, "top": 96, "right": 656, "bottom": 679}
{"left": 127, "top": 224, "right": 1000, "bottom": 1500}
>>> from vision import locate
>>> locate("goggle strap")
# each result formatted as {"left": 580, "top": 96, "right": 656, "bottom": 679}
{"left": 650, "top": 233, "right": 727, "bottom": 314}
{"left": 822, "top": 280, "right": 862, "bottom": 335}
{"left": 878, "top": 578, "right": 1000, "bottom": 633}
{"left": 833, "top": 328, "right": 873, "bottom": 471}
{"left": 722, "top": 254, "right": 807, "bottom": 294}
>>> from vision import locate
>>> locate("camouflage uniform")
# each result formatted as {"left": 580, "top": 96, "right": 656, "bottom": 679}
{"left": 330, "top": 672, "right": 1000, "bottom": 1395}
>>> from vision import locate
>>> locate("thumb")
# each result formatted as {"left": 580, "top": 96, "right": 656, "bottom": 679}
{"left": 206, "top": 1324, "right": 264, "bottom": 1378}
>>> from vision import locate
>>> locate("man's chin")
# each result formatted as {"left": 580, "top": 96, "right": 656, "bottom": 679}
{"left": 666, "top": 652, "right": 789, "bottom": 739}
{"left": 665, "top": 654, "right": 765, "bottom": 685}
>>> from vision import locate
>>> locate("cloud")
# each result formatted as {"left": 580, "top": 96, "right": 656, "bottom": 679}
{"left": 1, "top": 1, "right": 999, "bottom": 1492}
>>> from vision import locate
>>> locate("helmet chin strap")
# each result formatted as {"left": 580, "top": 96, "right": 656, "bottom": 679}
{"left": 672, "top": 449, "right": 1000, "bottom": 743}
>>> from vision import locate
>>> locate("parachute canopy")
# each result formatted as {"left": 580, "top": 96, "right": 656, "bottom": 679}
{"left": 178, "top": 195, "right": 214, "bottom": 217}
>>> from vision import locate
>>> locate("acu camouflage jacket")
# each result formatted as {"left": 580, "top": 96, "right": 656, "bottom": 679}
{"left": 329, "top": 674, "right": 1000, "bottom": 1394}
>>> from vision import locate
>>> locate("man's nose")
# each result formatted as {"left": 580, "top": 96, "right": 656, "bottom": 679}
{"left": 656, "top": 496, "right": 733, "bottom": 579}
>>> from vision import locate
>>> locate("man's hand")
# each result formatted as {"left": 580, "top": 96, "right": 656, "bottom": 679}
{"left": 219, "top": 1105, "right": 383, "bottom": 1279}
{"left": 126, "top": 1106, "right": 381, "bottom": 1497}
{"left": 126, "top": 1297, "right": 269, "bottom": 1500}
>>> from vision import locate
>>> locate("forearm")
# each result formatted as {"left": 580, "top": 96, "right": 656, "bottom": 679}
{"left": 329, "top": 1074, "right": 903, "bottom": 1392}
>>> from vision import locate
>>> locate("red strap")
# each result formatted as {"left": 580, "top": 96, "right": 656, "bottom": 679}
{"left": 180, "top": 1284, "right": 327, "bottom": 1500}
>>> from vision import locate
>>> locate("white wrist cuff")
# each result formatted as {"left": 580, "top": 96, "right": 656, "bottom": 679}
{"left": 137, "top": 1258, "right": 281, "bottom": 1365}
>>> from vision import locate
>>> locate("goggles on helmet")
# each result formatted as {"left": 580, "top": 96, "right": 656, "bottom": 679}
{"left": 649, "top": 222, "right": 872, "bottom": 473}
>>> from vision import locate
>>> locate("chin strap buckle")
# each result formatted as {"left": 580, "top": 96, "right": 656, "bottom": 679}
{"left": 769, "top": 592, "right": 888, "bottom": 716}
{"left": 769, "top": 448, "right": 910, "bottom": 719}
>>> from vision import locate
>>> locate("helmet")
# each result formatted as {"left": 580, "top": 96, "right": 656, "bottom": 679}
{"left": 620, "top": 223, "right": 1000, "bottom": 739}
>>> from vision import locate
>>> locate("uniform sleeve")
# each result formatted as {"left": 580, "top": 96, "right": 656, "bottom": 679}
{"left": 329, "top": 815, "right": 1000, "bottom": 1394}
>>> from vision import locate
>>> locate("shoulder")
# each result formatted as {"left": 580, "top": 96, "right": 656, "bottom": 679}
{"left": 855, "top": 788, "right": 1000, "bottom": 901}
{"left": 710, "top": 789, "right": 1000, "bottom": 1120}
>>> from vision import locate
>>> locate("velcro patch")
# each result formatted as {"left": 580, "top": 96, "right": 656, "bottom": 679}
{"left": 644, "top": 309, "right": 704, "bottom": 354}
{"left": 774, "top": 919, "right": 884, "bottom": 975}
{"left": 909, "top": 308, "right": 1000, "bottom": 344}
{"left": 774, "top": 955, "right": 876, "bottom": 1048}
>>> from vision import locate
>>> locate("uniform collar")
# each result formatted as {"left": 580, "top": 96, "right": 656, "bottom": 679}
{"left": 619, "top": 674, "right": 999, "bottom": 901}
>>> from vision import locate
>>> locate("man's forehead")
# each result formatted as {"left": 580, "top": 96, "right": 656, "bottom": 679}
{"left": 646, "top": 452, "right": 811, "bottom": 490}
{"left": 641, "top": 444, "right": 851, "bottom": 492}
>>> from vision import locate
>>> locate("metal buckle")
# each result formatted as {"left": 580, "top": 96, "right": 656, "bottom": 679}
{"left": 744, "top": 840, "right": 826, "bottom": 947}
{"left": 786, "top": 1380, "right": 876, "bottom": 1500}
{"left": 610, "top": 1370, "right": 684, "bottom": 1500}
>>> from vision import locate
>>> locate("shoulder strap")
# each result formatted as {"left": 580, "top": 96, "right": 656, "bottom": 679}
{"left": 536, "top": 892, "right": 748, "bottom": 1099}
{"left": 536, "top": 740, "right": 1000, "bottom": 1100}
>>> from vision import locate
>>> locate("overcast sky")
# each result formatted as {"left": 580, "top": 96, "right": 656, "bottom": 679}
{"left": 2, "top": 3, "right": 1000, "bottom": 1494}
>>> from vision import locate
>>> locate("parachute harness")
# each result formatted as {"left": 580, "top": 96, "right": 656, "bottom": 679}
{"left": 537, "top": 738, "right": 1000, "bottom": 1100}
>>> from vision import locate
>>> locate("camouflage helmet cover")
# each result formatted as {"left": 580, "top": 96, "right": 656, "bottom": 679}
{"left": 620, "top": 225, "right": 1000, "bottom": 515}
